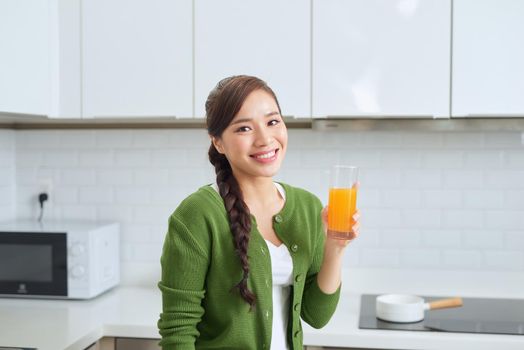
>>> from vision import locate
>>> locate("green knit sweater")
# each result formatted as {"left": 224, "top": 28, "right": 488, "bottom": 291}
{"left": 158, "top": 182, "right": 341, "bottom": 350}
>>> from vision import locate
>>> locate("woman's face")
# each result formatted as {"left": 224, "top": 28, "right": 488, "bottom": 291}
{"left": 212, "top": 89, "right": 288, "bottom": 182}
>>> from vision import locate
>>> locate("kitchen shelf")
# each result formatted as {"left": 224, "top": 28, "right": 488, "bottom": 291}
{"left": 3, "top": 112, "right": 524, "bottom": 132}
{"left": 313, "top": 117, "right": 524, "bottom": 132}
{"left": 0, "top": 113, "right": 311, "bottom": 130}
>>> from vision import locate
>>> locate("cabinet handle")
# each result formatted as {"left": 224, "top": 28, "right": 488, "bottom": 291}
{"left": 463, "top": 114, "right": 524, "bottom": 118}
{"left": 318, "top": 114, "right": 436, "bottom": 119}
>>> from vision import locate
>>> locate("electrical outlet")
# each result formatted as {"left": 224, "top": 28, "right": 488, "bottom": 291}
{"left": 38, "top": 178, "right": 53, "bottom": 201}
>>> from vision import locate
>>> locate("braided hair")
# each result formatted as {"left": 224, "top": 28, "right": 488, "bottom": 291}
{"left": 206, "top": 75, "right": 281, "bottom": 310}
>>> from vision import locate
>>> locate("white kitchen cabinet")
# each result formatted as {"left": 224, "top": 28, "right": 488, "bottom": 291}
{"left": 194, "top": 0, "right": 311, "bottom": 118}
{"left": 82, "top": 0, "right": 192, "bottom": 118}
{"left": 452, "top": 0, "right": 524, "bottom": 117}
{"left": 312, "top": 0, "right": 451, "bottom": 118}
{"left": 0, "top": 0, "right": 81, "bottom": 118}
{"left": 0, "top": 0, "right": 50, "bottom": 115}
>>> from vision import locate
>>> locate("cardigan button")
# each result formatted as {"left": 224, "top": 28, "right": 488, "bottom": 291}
{"left": 294, "top": 303, "right": 300, "bottom": 311}
{"left": 295, "top": 274, "right": 303, "bottom": 282}
{"left": 291, "top": 244, "right": 298, "bottom": 252}
{"left": 274, "top": 214, "right": 283, "bottom": 223}
{"left": 294, "top": 329, "right": 301, "bottom": 338}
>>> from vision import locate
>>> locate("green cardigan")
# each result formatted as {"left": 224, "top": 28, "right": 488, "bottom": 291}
{"left": 158, "top": 182, "right": 341, "bottom": 350}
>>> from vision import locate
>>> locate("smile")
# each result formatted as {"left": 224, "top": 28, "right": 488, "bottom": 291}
{"left": 250, "top": 149, "right": 279, "bottom": 162}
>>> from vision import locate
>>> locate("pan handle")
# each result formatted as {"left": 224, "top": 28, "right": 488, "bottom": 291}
{"left": 428, "top": 297, "right": 463, "bottom": 310}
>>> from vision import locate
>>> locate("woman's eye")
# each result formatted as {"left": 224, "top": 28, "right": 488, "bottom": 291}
{"left": 268, "top": 119, "right": 280, "bottom": 126}
{"left": 235, "top": 126, "right": 251, "bottom": 132}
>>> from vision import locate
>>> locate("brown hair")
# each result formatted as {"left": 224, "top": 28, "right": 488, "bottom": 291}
{"left": 206, "top": 75, "right": 281, "bottom": 310}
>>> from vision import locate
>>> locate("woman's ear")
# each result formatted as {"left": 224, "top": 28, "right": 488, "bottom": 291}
{"left": 211, "top": 136, "right": 225, "bottom": 154}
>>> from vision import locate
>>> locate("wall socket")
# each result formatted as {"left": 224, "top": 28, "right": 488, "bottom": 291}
{"left": 38, "top": 178, "right": 53, "bottom": 201}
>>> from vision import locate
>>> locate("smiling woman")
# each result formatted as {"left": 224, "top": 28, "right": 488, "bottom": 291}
{"left": 210, "top": 88, "right": 287, "bottom": 182}
{"left": 157, "top": 75, "right": 360, "bottom": 350}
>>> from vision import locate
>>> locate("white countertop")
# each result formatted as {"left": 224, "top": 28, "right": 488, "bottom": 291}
{"left": 1, "top": 269, "right": 523, "bottom": 350}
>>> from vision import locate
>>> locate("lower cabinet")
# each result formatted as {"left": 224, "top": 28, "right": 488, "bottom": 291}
{"left": 115, "top": 338, "right": 160, "bottom": 350}
{"left": 87, "top": 338, "right": 381, "bottom": 350}
{"left": 306, "top": 348, "right": 382, "bottom": 350}
{"left": 85, "top": 337, "right": 160, "bottom": 350}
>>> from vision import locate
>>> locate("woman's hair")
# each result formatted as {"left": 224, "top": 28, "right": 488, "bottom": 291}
{"left": 206, "top": 75, "right": 281, "bottom": 310}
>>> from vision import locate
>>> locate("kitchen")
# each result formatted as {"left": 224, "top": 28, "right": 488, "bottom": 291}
{"left": 1, "top": 0, "right": 523, "bottom": 349}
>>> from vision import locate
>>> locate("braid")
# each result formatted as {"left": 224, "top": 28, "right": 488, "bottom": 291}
{"left": 205, "top": 75, "right": 281, "bottom": 310}
{"left": 209, "top": 145, "right": 256, "bottom": 310}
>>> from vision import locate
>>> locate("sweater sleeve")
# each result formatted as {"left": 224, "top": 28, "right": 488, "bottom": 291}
{"left": 158, "top": 214, "right": 209, "bottom": 350}
{"left": 300, "top": 201, "right": 341, "bottom": 329}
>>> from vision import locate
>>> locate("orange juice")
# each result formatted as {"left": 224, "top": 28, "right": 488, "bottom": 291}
{"left": 328, "top": 187, "right": 358, "bottom": 240}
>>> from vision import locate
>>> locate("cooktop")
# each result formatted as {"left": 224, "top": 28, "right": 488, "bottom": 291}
{"left": 359, "top": 294, "right": 524, "bottom": 335}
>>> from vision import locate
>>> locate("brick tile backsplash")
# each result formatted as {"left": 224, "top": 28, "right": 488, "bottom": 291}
{"left": 97, "top": 169, "right": 134, "bottom": 186}
{"left": 422, "top": 229, "right": 461, "bottom": 248}
{"left": 79, "top": 150, "right": 115, "bottom": 166}
{"left": 422, "top": 151, "right": 464, "bottom": 169}
{"left": 422, "top": 189, "right": 462, "bottom": 208}
{"left": 484, "top": 251, "right": 524, "bottom": 270}
{"left": 463, "top": 189, "right": 504, "bottom": 209}
{"left": 0, "top": 130, "right": 15, "bottom": 221}
{"left": 399, "top": 249, "right": 441, "bottom": 268}
{"left": 79, "top": 186, "right": 114, "bottom": 204}
{"left": 506, "top": 150, "right": 524, "bottom": 167}
{"left": 2, "top": 128, "right": 524, "bottom": 280}
{"left": 442, "top": 250, "right": 482, "bottom": 269}
{"left": 400, "top": 132, "right": 443, "bottom": 148}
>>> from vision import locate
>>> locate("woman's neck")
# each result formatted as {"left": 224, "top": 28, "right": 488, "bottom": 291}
{"left": 236, "top": 176, "right": 281, "bottom": 208}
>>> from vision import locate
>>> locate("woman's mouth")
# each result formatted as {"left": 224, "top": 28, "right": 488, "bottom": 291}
{"left": 250, "top": 149, "right": 279, "bottom": 163}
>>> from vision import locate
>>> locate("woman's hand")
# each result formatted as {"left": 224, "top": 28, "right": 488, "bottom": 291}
{"left": 316, "top": 206, "right": 360, "bottom": 294}
{"left": 321, "top": 206, "right": 361, "bottom": 250}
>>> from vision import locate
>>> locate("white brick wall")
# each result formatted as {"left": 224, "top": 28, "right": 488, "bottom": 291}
{"left": 9, "top": 128, "right": 524, "bottom": 286}
{"left": 0, "top": 130, "right": 15, "bottom": 222}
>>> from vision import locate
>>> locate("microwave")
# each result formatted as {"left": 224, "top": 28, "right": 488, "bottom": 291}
{"left": 0, "top": 220, "right": 119, "bottom": 299}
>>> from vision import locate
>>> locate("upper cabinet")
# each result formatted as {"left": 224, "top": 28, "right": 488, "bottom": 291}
{"left": 312, "top": 0, "right": 451, "bottom": 118}
{"left": 194, "top": 0, "right": 311, "bottom": 118}
{"left": 82, "top": 0, "right": 192, "bottom": 118}
{"left": 4, "top": 1, "right": 524, "bottom": 122}
{"left": 0, "top": 0, "right": 81, "bottom": 118}
{"left": 452, "top": 0, "right": 524, "bottom": 117}
{"left": 0, "top": 0, "right": 50, "bottom": 115}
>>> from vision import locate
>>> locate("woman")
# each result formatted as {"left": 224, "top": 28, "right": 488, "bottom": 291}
{"left": 158, "top": 75, "right": 360, "bottom": 349}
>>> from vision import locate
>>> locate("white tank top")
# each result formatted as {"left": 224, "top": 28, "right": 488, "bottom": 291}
{"left": 211, "top": 183, "right": 293, "bottom": 349}
{"left": 265, "top": 239, "right": 293, "bottom": 350}
{"left": 267, "top": 183, "right": 293, "bottom": 350}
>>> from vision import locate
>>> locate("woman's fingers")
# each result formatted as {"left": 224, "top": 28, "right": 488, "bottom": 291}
{"left": 321, "top": 206, "right": 329, "bottom": 223}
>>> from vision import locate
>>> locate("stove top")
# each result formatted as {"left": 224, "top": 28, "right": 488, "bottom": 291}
{"left": 359, "top": 294, "right": 524, "bottom": 335}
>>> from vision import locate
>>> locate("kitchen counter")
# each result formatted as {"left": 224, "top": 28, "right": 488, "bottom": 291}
{"left": 1, "top": 269, "right": 523, "bottom": 350}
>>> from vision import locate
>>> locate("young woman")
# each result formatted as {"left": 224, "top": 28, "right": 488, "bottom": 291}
{"left": 158, "top": 75, "right": 360, "bottom": 350}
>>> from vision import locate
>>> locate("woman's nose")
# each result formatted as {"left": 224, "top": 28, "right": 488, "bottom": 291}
{"left": 254, "top": 127, "right": 272, "bottom": 147}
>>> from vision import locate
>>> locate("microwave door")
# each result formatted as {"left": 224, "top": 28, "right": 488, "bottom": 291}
{"left": 0, "top": 232, "right": 67, "bottom": 297}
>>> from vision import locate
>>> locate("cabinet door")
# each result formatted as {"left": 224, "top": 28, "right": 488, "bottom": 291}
{"left": 452, "top": 0, "right": 524, "bottom": 117}
{"left": 194, "top": 0, "right": 310, "bottom": 118}
{"left": 82, "top": 0, "right": 192, "bottom": 118}
{"left": 0, "top": 0, "right": 50, "bottom": 115}
{"left": 313, "top": 0, "right": 451, "bottom": 118}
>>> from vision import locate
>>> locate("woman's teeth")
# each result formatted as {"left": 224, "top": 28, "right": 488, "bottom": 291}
{"left": 254, "top": 150, "right": 276, "bottom": 159}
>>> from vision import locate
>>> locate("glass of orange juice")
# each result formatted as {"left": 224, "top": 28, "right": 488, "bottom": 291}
{"left": 327, "top": 165, "right": 359, "bottom": 240}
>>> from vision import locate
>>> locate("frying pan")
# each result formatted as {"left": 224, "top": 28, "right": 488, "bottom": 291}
{"left": 376, "top": 294, "right": 463, "bottom": 323}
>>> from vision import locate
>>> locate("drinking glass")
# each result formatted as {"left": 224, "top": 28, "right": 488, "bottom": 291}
{"left": 327, "top": 165, "right": 359, "bottom": 240}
